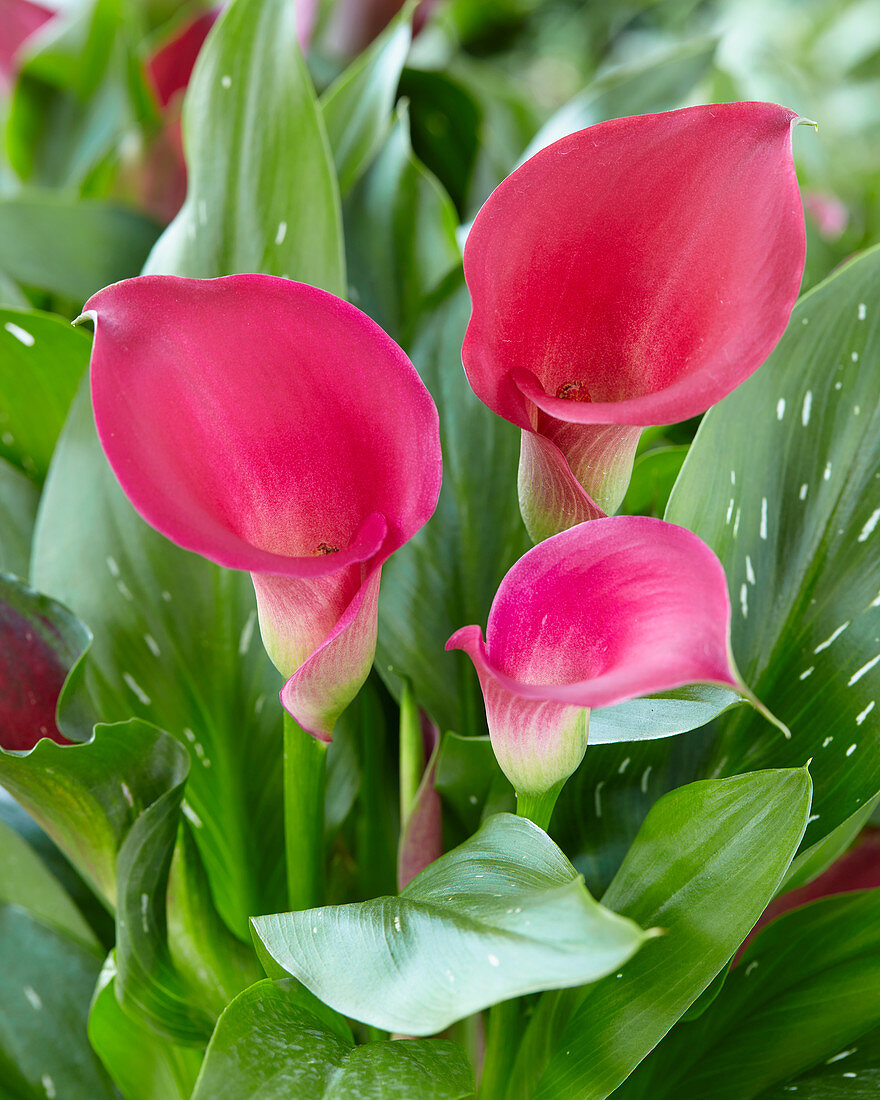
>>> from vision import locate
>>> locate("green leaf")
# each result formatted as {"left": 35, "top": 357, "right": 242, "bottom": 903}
{"left": 192, "top": 978, "right": 474, "bottom": 1100}
{"left": 513, "top": 768, "right": 812, "bottom": 1100}
{"left": 166, "top": 823, "right": 264, "bottom": 1020}
{"left": 666, "top": 246, "right": 880, "bottom": 859}
{"left": 588, "top": 685, "right": 742, "bottom": 746}
{"left": 758, "top": 1024, "right": 880, "bottom": 1097}
{"left": 0, "top": 904, "right": 114, "bottom": 1100}
{"left": 783, "top": 790, "right": 880, "bottom": 892}
{"left": 0, "top": 308, "right": 90, "bottom": 480}
{"left": 321, "top": 14, "right": 411, "bottom": 197}
{"left": 113, "top": 728, "right": 214, "bottom": 1042}
{"left": 343, "top": 105, "right": 460, "bottom": 345}
{"left": 0, "top": 195, "right": 161, "bottom": 305}
{"left": 145, "top": 0, "right": 345, "bottom": 294}
{"left": 252, "top": 813, "right": 649, "bottom": 1036}
{"left": 0, "top": 458, "right": 39, "bottom": 576}
{"left": 88, "top": 963, "right": 203, "bottom": 1100}
{"left": 31, "top": 382, "right": 285, "bottom": 937}
{"left": 615, "top": 890, "right": 880, "bottom": 1099}
{"left": 376, "top": 273, "right": 530, "bottom": 735}
{"left": 0, "top": 817, "right": 97, "bottom": 949}
{"left": 521, "top": 36, "right": 718, "bottom": 161}
{"left": 620, "top": 445, "right": 690, "bottom": 519}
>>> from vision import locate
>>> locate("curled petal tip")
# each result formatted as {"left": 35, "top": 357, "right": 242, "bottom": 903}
{"left": 445, "top": 624, "right": 483, "bottom": 654}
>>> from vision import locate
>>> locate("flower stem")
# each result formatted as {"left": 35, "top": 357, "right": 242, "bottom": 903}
{"left": 283, "top": 711, "right": 328, "bottom": 911}
{"left": 479, "top": 999, "right": 520, "bottom": 1099}
{"left": 399, "top": 679, "right": 423, "bottom": 825}
{"left": 516, "top": 783, "right": 563, "bottom": 832}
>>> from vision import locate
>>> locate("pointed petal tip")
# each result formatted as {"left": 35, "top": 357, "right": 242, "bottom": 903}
{"left": 278, "top": 688, "right": 335, "bottom": 743}
{"left": 445, "top": 625, "right": 483, "bottom": 654}
{"left": 794, "top": 116, "right": 819, "bottom": 132}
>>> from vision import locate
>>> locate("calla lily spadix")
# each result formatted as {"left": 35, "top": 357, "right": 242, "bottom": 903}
{"left": 447, "top": 516, "right": 773, "bottom": 800}
{"left": 462, "top": 101, "right": 809, "bottom": 542}
{"left": 82, "top": 274, "right": 442, "bottom": 740}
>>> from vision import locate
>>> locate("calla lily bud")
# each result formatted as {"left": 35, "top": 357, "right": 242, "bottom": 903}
{"left": 447, "top": 517, "right": 746, "bottom": 799}
{"left": 84, "top": 274, "right": 442, "bottom": 740}
{"left": 462, "top": 102, "right": 807, "bottom": 541}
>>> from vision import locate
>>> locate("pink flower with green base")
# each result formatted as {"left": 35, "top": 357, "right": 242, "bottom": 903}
{"left": 82, "top": 273, "right": 442, "bottom": 741}
{"left": 462, "top": 102, "right": 809, "bottom": 542}
{"left": 448, "top": 516, "right": 778, "bottom": 823}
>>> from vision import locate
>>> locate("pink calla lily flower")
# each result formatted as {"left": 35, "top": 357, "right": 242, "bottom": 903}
{"left": 447, "top": 516, "right": 760, "bottom": 798}
{"left": 462, "top": 102, "right": 807, "bottom": 541}
{"left": 0, "top": 0, "right": 53, "bottom": 92}
{"left": 83, "top": 274, "right": 442, "bottom": 740}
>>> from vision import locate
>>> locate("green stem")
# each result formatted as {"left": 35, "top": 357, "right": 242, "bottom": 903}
{"left": 516, "top": 783, "right": 563, "bottom": 832}
{"left": 479, "top": 999, "right": 520, "bottom": 1100}
{"left": 283, "top": 711, "right": 328, "bottom": 911}
{"left": 398, "top": 680, "right": 423, "bottom": 825}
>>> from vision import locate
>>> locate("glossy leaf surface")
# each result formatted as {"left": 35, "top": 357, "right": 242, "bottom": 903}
{"left": 616, "top": 890, "right": 880, "bottom": 1099}
{"left": 517, "top": 769, "right": 811, "bottom": 1100}
{"left": 192, "top": 978, "right": 474, "bottom": 1100}
{"left": 253, "top": 813, "right": 648, "bottom": 1035}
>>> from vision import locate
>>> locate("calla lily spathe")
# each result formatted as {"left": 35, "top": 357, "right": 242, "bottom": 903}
{"left": 462, "top": 102, "right": 807, "bottom": 541}
{"left": 447, "top": 517, "right": 748, "bottom": 797}
{"left": 84, "top": 274, "right": 442, "bottom": 740}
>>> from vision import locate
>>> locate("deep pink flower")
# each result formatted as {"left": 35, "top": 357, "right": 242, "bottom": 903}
{"left": 0, "top": 590, "right": 72, "bottom": 751}
{"left": 146, "top": 9, "right": 219, "bottom": 110}
{"left": 83, "top": 274, "right": 442, "bottom": 739}
{"left": 0, "top": 0, "right": 53, "bottom": 92}
{"left": 447, "top": 517, "right": 747, "bottom": 797}
{"left": 462, "top": 102, "right": 807, "bottom": 541}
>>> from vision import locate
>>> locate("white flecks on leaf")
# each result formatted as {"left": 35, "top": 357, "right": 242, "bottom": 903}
{"left": 846, "top": 743, "right": 858, "bottom": 757}
{"left": 740, "top": 584, "right": 749, "bottom": 618}
{"left": 23, "top": 985, "right": 42, "bottom": 1010}
{"left": 143, "top": 633, "right": 161, "bottom": 658}
{"left": 275, "top": 221, "right": 288, "bottom": 245}
{"left": 849, "top": 655, "right": 880, "bottom": 685}
{"left": 814, "top": 622, "right": 850, "bottom": 653}
{"left": 776, "top": 398, "right": 786, "bottom": 420}
{"left": 123, "top": 673, "right": 151, "bottom": 706}
{"left": 801, "top": 390, "right": 812, "bottom": 426}
{"left": 4, "top": 321, "right": 35, "bottom": 346}
{"left": 857, "top": 508, "right": 880, "bottom": 543}
{"left": 799, "top": 666, "right": 815, "bottom": 680}
{"left": 856, "top": 701, "right": 875, "bottom": 726}
{"left": 745, "top": 555, "right": 756, "bottom": 585}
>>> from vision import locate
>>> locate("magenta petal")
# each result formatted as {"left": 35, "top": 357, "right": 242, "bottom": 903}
{"left": 146, "top": 9, "right": 218, "bottom": 110}
{"left": 463, "top": 103, "right": 805, "bottom": 537}
{"left": 279, "top": 566, "right": 382, "bottom": 740}
{"left": 86, "top": 274, "right": 441, "bottom": 738}
{"left": 464, "top": 102, "right": 805, "bottom": 429}
{"left": 0, "top": 0, "right": 53, "bottom": 90}
{"left": 447, "top": 517, "right": 743, "bottom": 795}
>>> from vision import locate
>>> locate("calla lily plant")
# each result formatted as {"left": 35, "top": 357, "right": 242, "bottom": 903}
{"left": 3, "top": 1, "right": 878, "bottom": 1095}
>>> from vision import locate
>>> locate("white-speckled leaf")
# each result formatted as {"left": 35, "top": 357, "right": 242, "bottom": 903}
{"left": 666, "top": 245, "right": 880, "bottom": 854}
